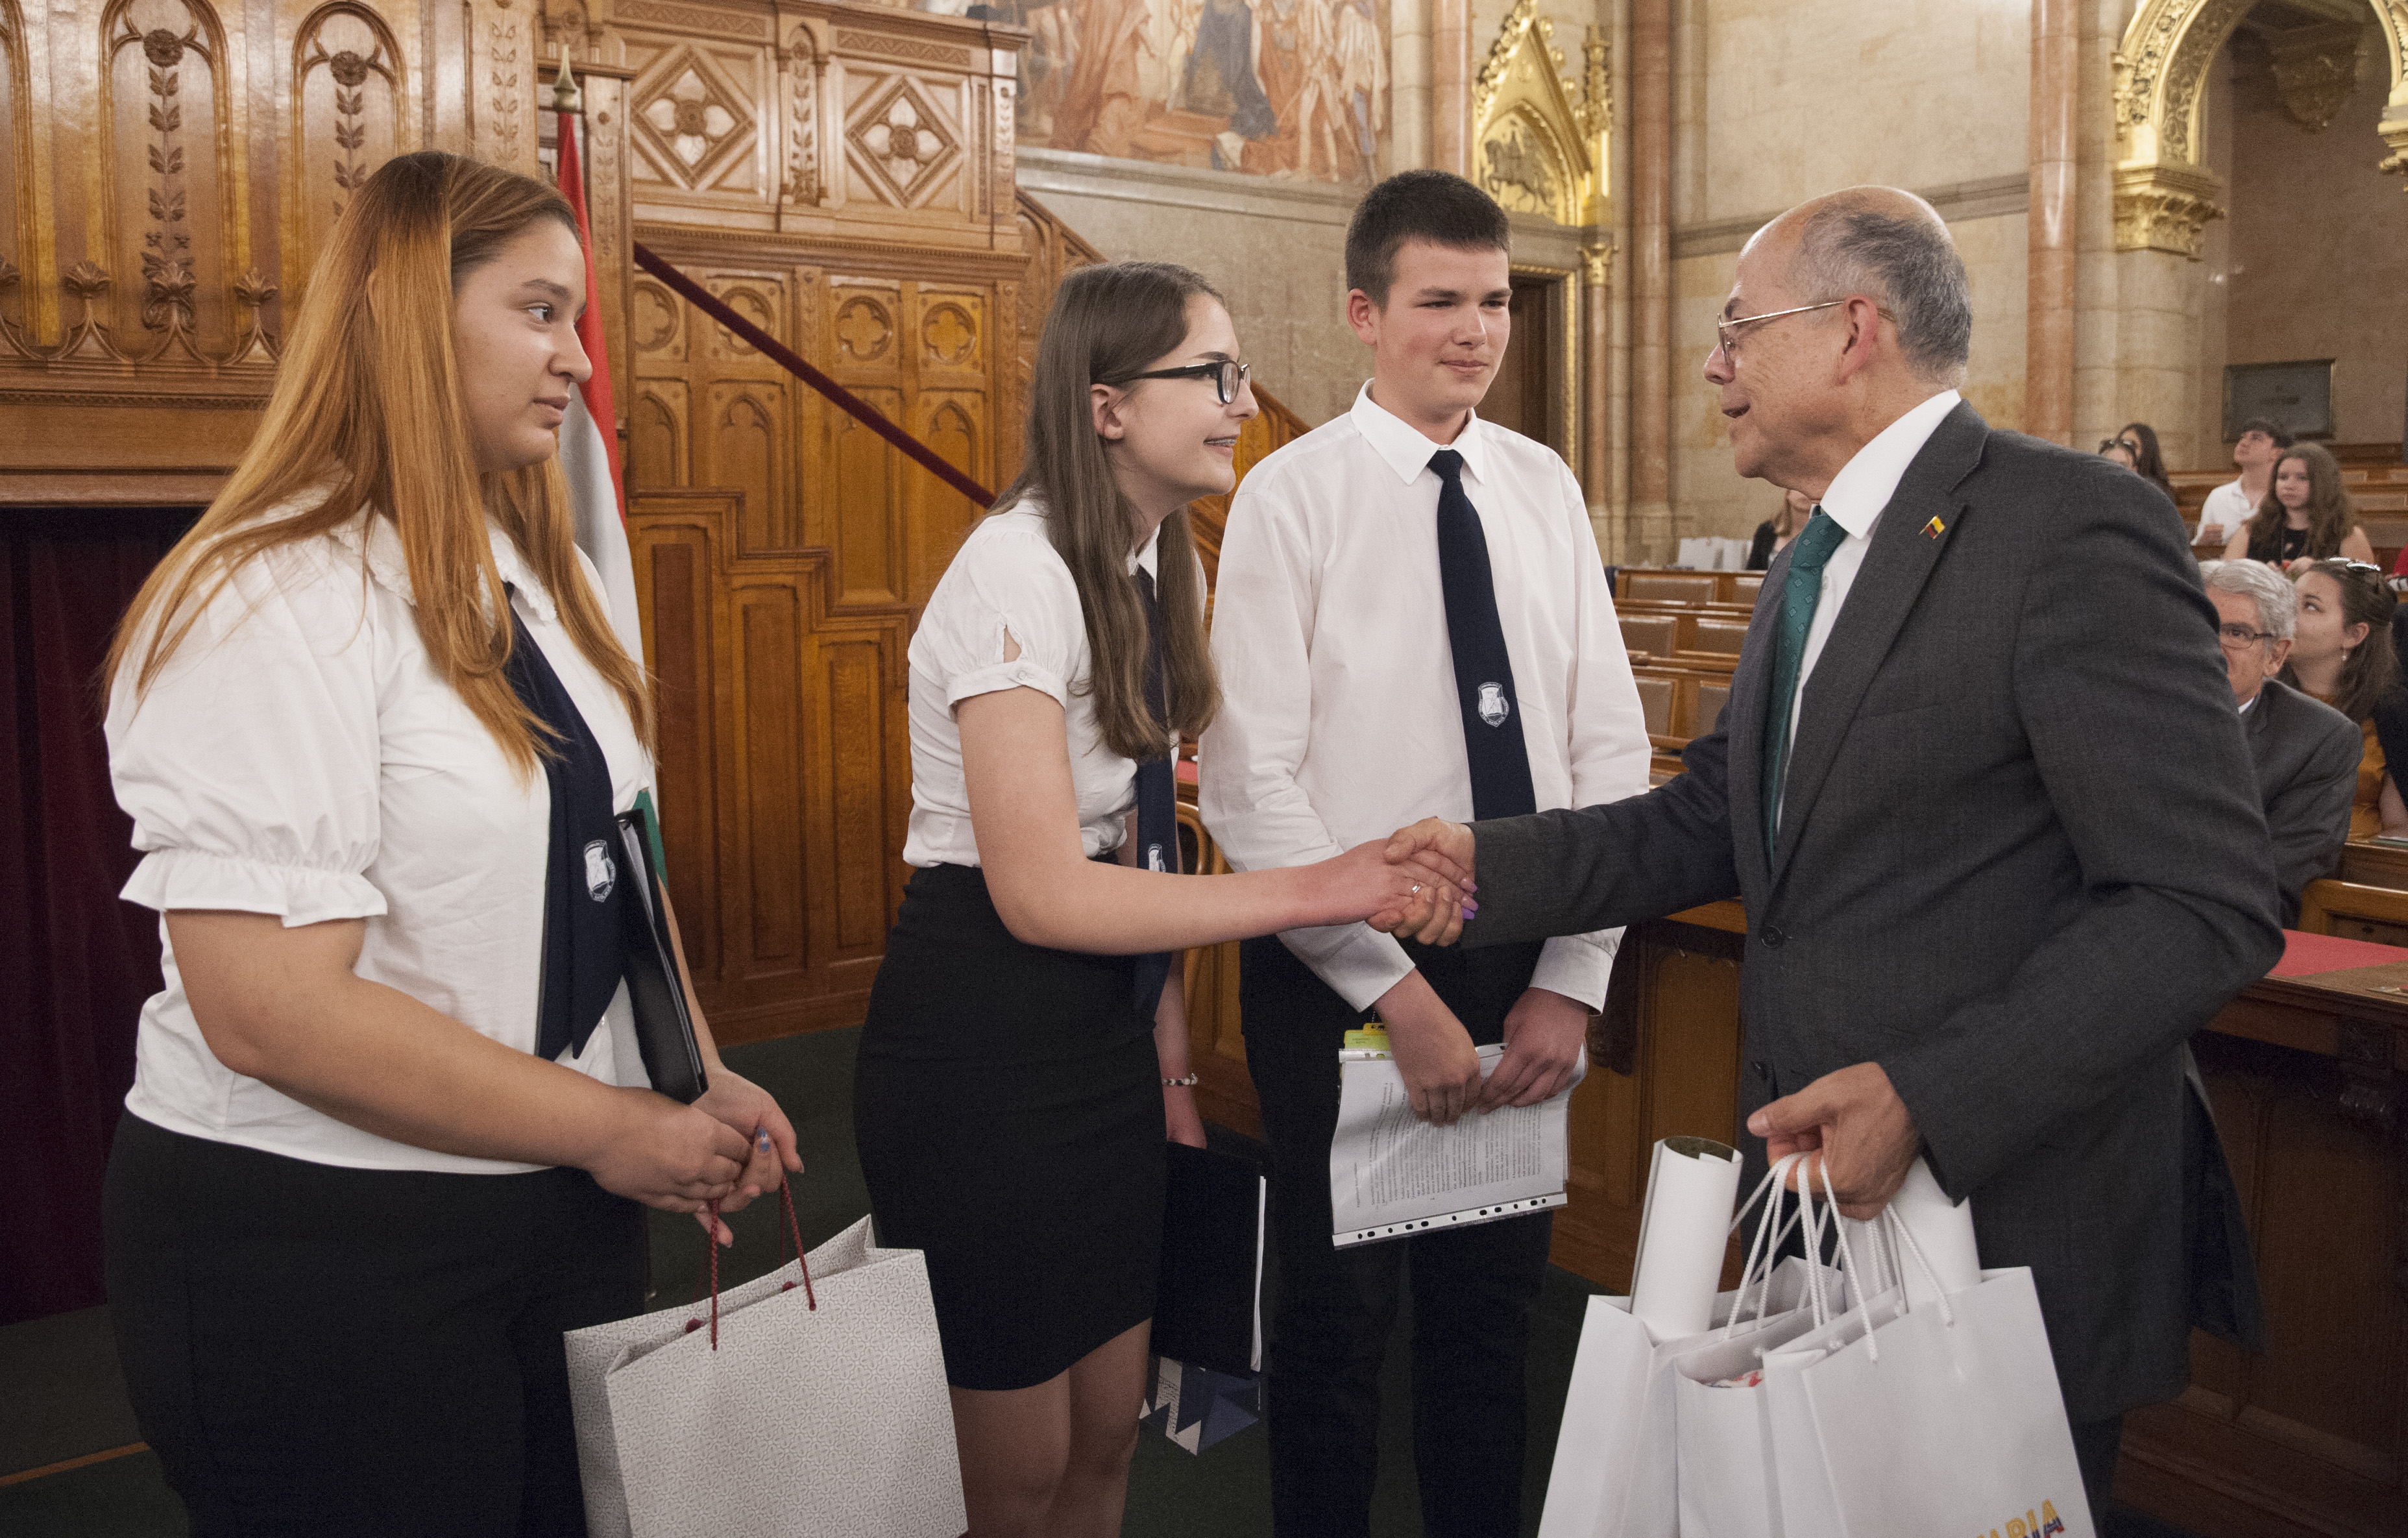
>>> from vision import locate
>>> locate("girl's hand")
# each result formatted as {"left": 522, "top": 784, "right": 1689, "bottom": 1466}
{"left": 585, "top": 1092, "right": 754, "bottom": 1233}
{"left": 688, "top": 1068, "right": 804, "bottom": 1242}
{"left": 1324, "top": 839, "right": 1470, "bottom": 944}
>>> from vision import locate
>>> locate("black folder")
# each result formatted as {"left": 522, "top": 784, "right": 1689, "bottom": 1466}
{"left": 616, "top": 803, "right": 709, "bottom": 1104}
{"left": 1152, "top": 1140, "right": 1265, "bottom": 1377}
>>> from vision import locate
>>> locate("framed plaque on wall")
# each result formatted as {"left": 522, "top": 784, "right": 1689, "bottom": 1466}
{"left": 2224, "top": 360, "right": 2335, "bottom": 442}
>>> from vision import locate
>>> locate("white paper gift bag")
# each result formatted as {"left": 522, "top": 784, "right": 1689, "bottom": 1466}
{"left": 1749, "top": 1165, "right": 2097, "bottom": 1538}
{"left": 565, "top": 1203, "right": 965, "bottom": 1538}
{"left": 1538, "top": 1156, "right": 1838, "bottom": 1538}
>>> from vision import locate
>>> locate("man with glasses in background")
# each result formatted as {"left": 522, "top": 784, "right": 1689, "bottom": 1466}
{"left": 2198, "top": 559, "right": 2356, "bottom": 923}
{"left": 2198, "top": 419, "right": 2294, "bottom": 550}
{"left": 1382, "top": 185, "right": 2281, "bottom": 1513}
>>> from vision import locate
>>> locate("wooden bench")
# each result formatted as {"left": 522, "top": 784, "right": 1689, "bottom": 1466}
{"left": 1616, "top": 568, "right": 1764, "bottom": 607}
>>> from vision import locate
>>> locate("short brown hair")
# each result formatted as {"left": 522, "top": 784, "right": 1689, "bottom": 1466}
{"left": 1344, "top": 171, "right": 1510, "bottom": 308}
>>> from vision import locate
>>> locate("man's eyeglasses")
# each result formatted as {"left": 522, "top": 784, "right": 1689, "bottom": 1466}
{"left": 1102, "top": 360, "right": 1252, "bottom": 405}
{"left": 1714, "top": 300, "right": 1895, "bottom": 363}
{"left": 2218, "top": 624, "right": 2278, "bottom": 651}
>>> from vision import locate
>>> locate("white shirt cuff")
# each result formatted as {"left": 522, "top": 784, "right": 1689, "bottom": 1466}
{"left": 1276, "top": 920, "right": 1416, "bottom": 1012}
{"left": 1528, "top": 929, "right": 1622, "bottom": 1012}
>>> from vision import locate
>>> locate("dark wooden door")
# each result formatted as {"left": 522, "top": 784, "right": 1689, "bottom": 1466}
{"left": 1483, "top": 275, "right": 1559, "bottom": 452}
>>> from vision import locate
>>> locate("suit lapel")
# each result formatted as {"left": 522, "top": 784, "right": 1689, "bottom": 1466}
{"left": 1770, "top": 402, "right": 1989, "bottom": 889}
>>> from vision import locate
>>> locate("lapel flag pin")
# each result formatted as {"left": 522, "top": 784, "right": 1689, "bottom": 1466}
{"left": 1923, "top": 515, "right": 1946, "bottom": 539}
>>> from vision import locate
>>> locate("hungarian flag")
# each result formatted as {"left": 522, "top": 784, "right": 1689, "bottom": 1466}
{"left": 553, "top": 89, "right": 646, "bottom": 668}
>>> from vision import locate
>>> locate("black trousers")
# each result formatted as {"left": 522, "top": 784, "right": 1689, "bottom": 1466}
{"left": 103, "top": 1113, "right": 647, "bottom": 1538}
{"left": 1241, "top": 934, "right": 1553, "bottom": 1538}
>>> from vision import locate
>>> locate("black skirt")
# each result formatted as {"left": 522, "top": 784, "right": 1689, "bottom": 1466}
{"left": 853, "top": 863, "right": 1165, "bottom": 1391}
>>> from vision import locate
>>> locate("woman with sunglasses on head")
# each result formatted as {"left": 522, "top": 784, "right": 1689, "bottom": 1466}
{"left": 100, "top": 151, "right": 798, "bottom": 1536}
{"left": 851, "top": 260, "right": 1465, "bottom": 1538}
{"left": 2283, "top": 558, "right": 2408, "bottom": 839}
{"left": 2226, "top": 441, "right": 2374, "bottom": 570}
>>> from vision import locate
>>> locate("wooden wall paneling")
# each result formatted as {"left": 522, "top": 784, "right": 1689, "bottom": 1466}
{"left": 466, "top": 0, "right": 536, "bottom": 170}
{"left": 101, "top": 0, "right": 239, "bottom": 365}
{"left": 0, "top": 0, "right": 43, "bottom": 353}
{"left": 1175, "top": 798, "right": 1261, "bottom": 1141}
{"left": 823, "top": 274, "right": 905, "bottom": 599}
{"left": 2121, "top": 1028, "right": 2407, "bottom": 1535}
{"left": 287, "top": 1, "right": 407, "bottom": 310}
{"left": 1548, "top": 912, "right": 1749, "bottom": 1291}
{"left": 626, "top": 489, "right": 726, "bottom": 978}
{"left": 571, "top": 60, "right": 636, "bottom": 426}
{"left": 622, "top": 18, "right": 773, "bottom": 221}
{"left": 906, "top": 280, "right": 988, "bottom": 598}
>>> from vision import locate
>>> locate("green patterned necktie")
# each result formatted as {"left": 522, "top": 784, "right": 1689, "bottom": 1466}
{"left": 1762, "top": 508, "right": 1847, "bottom": 853}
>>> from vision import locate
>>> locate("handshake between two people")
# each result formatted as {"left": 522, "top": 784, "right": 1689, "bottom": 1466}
{"left": 1350, "top": 817, "right": 1924, "bottom": 1221}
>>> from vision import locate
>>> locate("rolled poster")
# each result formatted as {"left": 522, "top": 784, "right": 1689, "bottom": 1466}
{"left": 1628, "top": 1136, "right": 1743, "bottom": 1342}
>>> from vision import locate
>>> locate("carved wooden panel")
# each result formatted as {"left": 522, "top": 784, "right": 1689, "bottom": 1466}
{"left": 627, "top": 487, "right": 910, "bottom": 1044}
{"left": 0, "top": 0, "right": 34, "bottom": 356}
{"left": 291, "top": 3, "right": 407, "bottom": 277}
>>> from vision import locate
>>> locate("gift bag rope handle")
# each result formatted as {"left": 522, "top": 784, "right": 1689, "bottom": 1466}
{"left": 1721, "top": 1153, "right": 1811, "bottom": 1339}
{"left": 683, "top": 1168, "right": 818, "bottom": 1351}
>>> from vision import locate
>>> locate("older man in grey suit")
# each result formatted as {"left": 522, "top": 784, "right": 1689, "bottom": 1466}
{"left": 1383, "top": 188, "right": 2283, "bottom": 1509}
{"left": 2200, "top": 559, "right": 2358, "bottom": 924}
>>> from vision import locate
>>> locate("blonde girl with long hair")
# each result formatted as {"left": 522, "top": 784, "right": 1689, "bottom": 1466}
{"left": 101, "top": 151, "right": 795, "bottom": 1536}
{"left": 2223, "top": 440, "right": 2374, "bottom": 570}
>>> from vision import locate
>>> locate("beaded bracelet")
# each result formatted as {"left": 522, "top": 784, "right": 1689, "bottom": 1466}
{"left": 1161, "top": 1073, "right": 1200, "bottom": 1088}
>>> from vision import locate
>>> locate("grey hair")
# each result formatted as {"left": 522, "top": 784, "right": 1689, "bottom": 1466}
{"left": 2200, "top": 559, "right": 2297, "bottom": 642}
{"left": 1788, "top": 193, "right": 1972, "bottom": 384}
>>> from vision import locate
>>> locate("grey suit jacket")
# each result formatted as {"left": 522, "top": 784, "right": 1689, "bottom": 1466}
{"left": 2243, "top": 676, "right": 2358, "bottom": 926}
{"left": 1466, "top": 402, "right": 2284, "bottom": 1421}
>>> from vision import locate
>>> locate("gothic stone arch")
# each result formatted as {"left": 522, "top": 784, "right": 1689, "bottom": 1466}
{"left": 2113, "top": 0, "right": 2408, "bottom": 256}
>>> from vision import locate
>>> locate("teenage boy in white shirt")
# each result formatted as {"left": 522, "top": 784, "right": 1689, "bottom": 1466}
{"left": 2197, "top": 419, "right": 2292, "bottom": 548}
{"left": 1199, "top": 171, "right": 1651, "bottom": 1537}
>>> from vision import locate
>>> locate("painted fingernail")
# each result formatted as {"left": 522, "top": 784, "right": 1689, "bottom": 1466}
{"left": 756, "top": 1127, "right": 772, "bottom": 1153}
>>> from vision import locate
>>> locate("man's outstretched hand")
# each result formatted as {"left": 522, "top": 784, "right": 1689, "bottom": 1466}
{"left": 1375, "top": 820, "right": 1477, "bottom": 944}
{"left": 1747, "top": 1062, "right": 1920, "bottom": 1221}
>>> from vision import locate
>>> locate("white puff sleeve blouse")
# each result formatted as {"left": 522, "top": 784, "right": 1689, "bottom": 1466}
{"left": 105, "top": 499, "right": 657, "bottom": 1173}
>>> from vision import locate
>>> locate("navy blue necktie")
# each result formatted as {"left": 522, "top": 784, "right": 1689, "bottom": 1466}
{"left": 1130, "top": 567, "right": 1178, "bottom": 1029}
{"left": 499, "top": 587, "right": 629, "bottom": 1061}
{"left": 1429, "top": 448, "right": 1537, "bottom": 820}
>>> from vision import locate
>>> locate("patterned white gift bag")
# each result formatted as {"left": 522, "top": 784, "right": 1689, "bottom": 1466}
{"left": 565, "top": 1198, "right": 964, "bottom": 1538}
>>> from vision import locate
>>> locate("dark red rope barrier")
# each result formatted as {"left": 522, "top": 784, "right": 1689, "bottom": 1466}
{"left": 633, "top": 242, "right": 997, "bottom": 510}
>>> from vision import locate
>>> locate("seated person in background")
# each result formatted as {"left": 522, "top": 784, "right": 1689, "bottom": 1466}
{"left": 2196, "top": 419, "right": 2291, "bottom": 550}
{"left": 2226, "top": 441, "right": 2375, "bottom": 569}
{"left": 2100, "top": 421, "right": 2177, "bottom": 506}
{"left": 1745, "top": 487, "right": 1811, "bottom": 570}
{"left": 2281, "top": 558, "right": 2408, "bottom": 840}
{"left": 2200, "top": 561, "right": 2358, "bottom": 923}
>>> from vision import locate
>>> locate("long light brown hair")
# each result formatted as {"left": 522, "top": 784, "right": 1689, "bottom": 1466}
{"left": 999, "top": 262, "right": 1221, "bottom": 761}
{"left": 108, "top": 151, "right": 650, "bottom": 777}
{"left": 2245, "top": 441, "right": 2357, "bottom": 563}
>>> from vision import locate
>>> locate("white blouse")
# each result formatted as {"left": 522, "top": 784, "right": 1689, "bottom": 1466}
{"left": 902, "top": 502, "right": 1183, "bottom": 867}
{"left": 105, "top": 498, "right": 658, "bottom": 1173}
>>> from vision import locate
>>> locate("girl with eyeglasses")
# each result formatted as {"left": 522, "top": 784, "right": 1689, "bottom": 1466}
{"left": 850, "top": 260, "right": 1466, "bottom": 1538}
{"left": 2283, "top": 558, "right": 2408, "bottom": 839}
{"left": 2226, "top": 441, "right": 2374, "bottom": 571}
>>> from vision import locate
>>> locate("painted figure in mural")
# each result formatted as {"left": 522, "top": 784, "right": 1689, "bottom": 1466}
{"left": 1141, "top": 0, "right": 1206, "bottom": 111}
{"left": 1052, "top": 0, "right": 1152, "bottom": 157}
{"left": 1288, "top": 0, "right": 1352, "bottom": 180}
{"left": 1336, "top": 0, "right": 1385, "bottom": 170}
{"left": 1187, "top": 0, "right": 1279, "bottom": 160}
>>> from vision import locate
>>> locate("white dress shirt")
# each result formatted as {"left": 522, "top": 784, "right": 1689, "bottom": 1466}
{"left": 901, "top": 502, "right": 1177, "bottom": 867}
{"left": 1201, "top": 384, "right": 1653, "bottom": 1012}
{"left": 1781, "top": 387, "right": 1964, "bottom": 783}
{"left": 106, "top": 498, "right": 657, "bottom": 1173}
{"left": 2198, "top": 480, "right": 2256, "bottom": 547}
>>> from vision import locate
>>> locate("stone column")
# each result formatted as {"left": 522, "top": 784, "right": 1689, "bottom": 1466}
{"left": 2026, "top": 0, "right": 2078, "bottom": 446}
{"left": 1431, "top": 0, "right": 1472, "bottom": 178}
{"left": 1391, "top": 0, "right": 1431, "bottom": 173}
{"left": 1629, "top": 0, "right": 1672, "bottom": 555}
{"left": 1583, "top": 238, "right": 1613, "bottom": 513}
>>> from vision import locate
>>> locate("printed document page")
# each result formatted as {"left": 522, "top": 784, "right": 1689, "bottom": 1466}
{"left": 1328, "top": 1044, "right": 1577, "bottom": 1248}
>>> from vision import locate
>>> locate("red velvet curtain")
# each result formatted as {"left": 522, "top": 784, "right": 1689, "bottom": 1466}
{"left": 2, "top": 507, "right": 195, "bottom": 1324}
